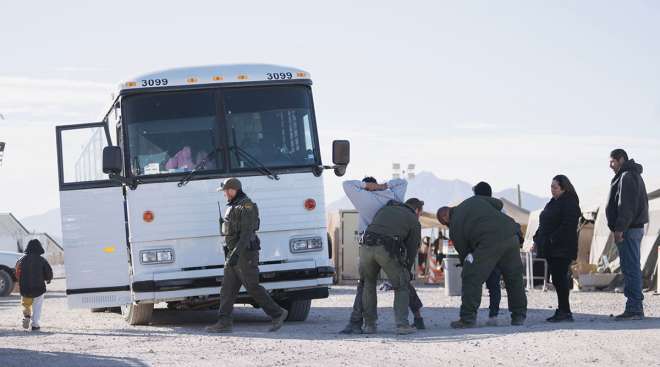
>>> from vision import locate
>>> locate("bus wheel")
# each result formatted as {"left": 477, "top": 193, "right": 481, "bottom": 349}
{"left": 282, "top": 299, "right": 311, "bottom": 322}
{"left": 121, "top": 303, "right": 154, "bottom": 325}
{"left": 0, "top": 269, "right": 14, "bottom": 297}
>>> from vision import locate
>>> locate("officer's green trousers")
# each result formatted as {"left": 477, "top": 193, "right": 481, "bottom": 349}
{"left": 218, "top": 250, "right": 283, "bottom": 323}
{"left": 359, "top": 244, "right": 410, "bottom": 327}
{"left": 460, "top": 236, "right": 527, "bottom": 323}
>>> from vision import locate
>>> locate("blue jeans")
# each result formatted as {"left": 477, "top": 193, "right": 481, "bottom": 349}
{"left": 616, "top": 228, "right": 645, "bottom": 313}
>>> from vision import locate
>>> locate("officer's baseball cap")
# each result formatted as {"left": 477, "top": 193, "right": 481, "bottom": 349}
{"left": 405, "top": 198, "right": 424, "bottom": 211}
{"left": 218, "top": 178, "right": 242, "bottom": 191}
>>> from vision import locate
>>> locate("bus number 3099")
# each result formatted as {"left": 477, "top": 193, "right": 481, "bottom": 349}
{"left": 141, "top": 78, "right": 168, "bottom": 87}
{"left": 266, "top": 72, "right": 293, "bottom": 80}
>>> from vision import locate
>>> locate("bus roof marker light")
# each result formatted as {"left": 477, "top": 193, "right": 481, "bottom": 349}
{"left": 187, "top": 77, "right": 198, "bottom": 84}
{"left": 125, "top": 81, "right": 137, "bottom": 87}
{"left": 296, "top": 72, "right": 307, "bottom": 78}
{"left": 237, "top": 74, "right": 249, "bottom": 80}
{"left": 212, "top": 76, "right": 224, "bottom": 81}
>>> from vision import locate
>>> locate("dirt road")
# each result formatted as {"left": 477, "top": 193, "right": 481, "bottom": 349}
{"left": 1, "top": 279, "right": 659, "bottom": 366}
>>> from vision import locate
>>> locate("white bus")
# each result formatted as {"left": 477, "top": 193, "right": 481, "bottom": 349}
{"left": 55, "top": 64, "right": 349, "bottom": 325}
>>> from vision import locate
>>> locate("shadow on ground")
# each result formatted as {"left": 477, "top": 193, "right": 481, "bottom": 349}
{"left": 4, "top": 305, "right": 657, "bottom": 345}
{"left": 0, "top": 348, "right": 147, "bottom": 367}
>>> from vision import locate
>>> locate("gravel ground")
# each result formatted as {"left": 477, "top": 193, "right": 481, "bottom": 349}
{"left": 1, "top": 279, "right": 659, "bottom": 367}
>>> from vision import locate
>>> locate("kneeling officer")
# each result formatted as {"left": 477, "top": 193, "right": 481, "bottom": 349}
{"left": 360, "top": 198, "right": 424, "bottom": 335}
{"left": 206, "top": 178, "right": 288, "bottom": 333}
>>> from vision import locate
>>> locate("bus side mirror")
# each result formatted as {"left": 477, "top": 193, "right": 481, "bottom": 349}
{"left": 332, "top": 140, "right": 350, "bottom": 166}
{"left": 332, "top": 140, "right": 349, "bottom": 177}
{"left": 103, "top": 146, "right": 123, "bottom": 175}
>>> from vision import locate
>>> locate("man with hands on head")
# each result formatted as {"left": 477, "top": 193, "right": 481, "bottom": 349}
{"left": 340, "top": 176, "right": 426, "bottom": 334}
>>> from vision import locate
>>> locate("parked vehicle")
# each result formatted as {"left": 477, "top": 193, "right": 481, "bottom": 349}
{"left": 55, "top": 64, "right": 350, "bottom": 325}
{"left": 0, "top": 250, "right": 22, "bottom": 296}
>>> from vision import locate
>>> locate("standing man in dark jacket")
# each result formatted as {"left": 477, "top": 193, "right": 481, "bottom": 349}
{"left": 437, "top": 197, "right": 527, "bottom": 328}
{"left": 605, "top": 149, "right": 649, "bottom": 320}
{"left": 16, "top": 239, "right": 53, "bottom": 331}
{"left": 533, "top": 175, "right": 581, "bottom": 322}
{"left": 206, "top": 178, "right": 288, "bottom": 333}
{"left": 472, "top": 181, "right": 503, "bottom": 326}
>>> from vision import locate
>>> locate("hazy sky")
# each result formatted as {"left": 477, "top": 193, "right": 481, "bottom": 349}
{"left": 1, "top": 1, "right": 659, "bottom": 218}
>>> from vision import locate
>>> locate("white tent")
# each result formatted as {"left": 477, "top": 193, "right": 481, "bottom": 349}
{"left": 500, "top": 198, "right": 531, "bottom": 228}
{"left": 640, "top": 199, "right": 660, "bottom": 285}
{"left": 589, "top": 199, "right": 613, "bottom": 266}
{"left": 588, "top": 197, "right": 660, "bottom": 287}
{"left": 0, "top": 213, "right": 64, "bottom": 265}
{"left": 522, "top": 209, "right": 542, "bottom": 252}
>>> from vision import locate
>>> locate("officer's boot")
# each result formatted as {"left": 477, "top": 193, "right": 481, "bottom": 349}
{"left": 269, "top": 309, "right": 288, "bottom": 332}
{"left": 450, "top": 319, "right": 477, "bottom": 329}
{"left": 396, "top": 324, "right": 416, "bottom": 335}
{"left": 363, "top": 324, "right": 377, "bottom": 334}
{"left": 339, "top": 322, "right": 363, "bottom": 334}
{"left": 206, "top": 320, "right": 233, "bottom": 333}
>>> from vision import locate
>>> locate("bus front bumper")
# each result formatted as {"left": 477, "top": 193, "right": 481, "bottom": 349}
{"left": 131, "top": 265, "right": 334, "bottom": 302}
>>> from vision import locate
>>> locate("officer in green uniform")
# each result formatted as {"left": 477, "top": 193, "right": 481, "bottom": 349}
{"left": 206, "top": 178, "right": 288, "bottom": 333}
{"left": 360, "top": 198, "right": 424, "bottom": 335}
{"left": 437, "top": 196, "right": 527, "bottom": 328}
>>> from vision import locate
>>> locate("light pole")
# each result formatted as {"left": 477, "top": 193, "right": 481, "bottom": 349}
{"left": 0, "top": 142, "right": 5, "bottom": 167}
{"left": 392, "top": 162, "right": 416, "bottom": 180}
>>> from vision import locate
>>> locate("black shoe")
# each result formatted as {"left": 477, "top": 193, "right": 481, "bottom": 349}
{"left": 614, "top": 311, "right": 644, "bottom": 321}
{"left": 511, "top": 316, "right": 526, "bottom": 326}
{"left": 450, "top": 319, "right": 477, "bottom": 329}
{"left": 546, "top": 310, "right": 574, "bottom": 323}
{"left": 339, "top": 322, "right": 362, "bottom": 334}
{"left": 31, "top": 326, "right": 41, "bottom": 332}
{"left": 413, "top": 317, "right": 426, "bottom": 330}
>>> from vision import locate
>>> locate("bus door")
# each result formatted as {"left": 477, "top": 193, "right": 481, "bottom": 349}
{"left": 56, "top": 122, "right": 131, "bottom": 308}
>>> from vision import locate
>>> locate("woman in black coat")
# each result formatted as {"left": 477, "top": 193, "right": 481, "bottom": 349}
{"left": 533, "top": 174, "right": 581, "bottom": 322}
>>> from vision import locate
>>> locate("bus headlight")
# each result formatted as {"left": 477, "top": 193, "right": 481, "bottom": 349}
{"left": 290, "top": 237, "right": 323, "bottom": 253}
{"left": 140, "top": 249, "right": 175, "bottom": 264}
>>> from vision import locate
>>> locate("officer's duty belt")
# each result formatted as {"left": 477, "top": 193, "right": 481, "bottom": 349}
{"left": 362, "top": 232, "right": 397, "bottom": 247}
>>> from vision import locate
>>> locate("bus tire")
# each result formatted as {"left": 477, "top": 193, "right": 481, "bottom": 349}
{"left": 121, "top": 303, "right": 154, "bottom": 325}
{"left": 282, "top": 299, "right": 311, "bottom": 322}
{"left": 0, "top": 269, "right": 14, "bottom": 297}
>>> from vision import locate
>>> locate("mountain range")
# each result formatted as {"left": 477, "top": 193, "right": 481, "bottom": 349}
{"left": 327, "top": 171, "right": 548, "bottom": 213}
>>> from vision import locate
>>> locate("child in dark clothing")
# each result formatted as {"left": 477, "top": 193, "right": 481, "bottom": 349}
{"left": 15, "top": 239, "right": 53, "bottom": 331}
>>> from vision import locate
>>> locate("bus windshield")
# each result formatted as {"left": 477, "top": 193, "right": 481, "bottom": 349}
{"left": 122, "top": 85, "right": 319, "bottom": 178}
{"left": 223, "top": 86, "right": 319, "bottom": 170}
{"left": 124, "top": 90, "right": 221, "bottom": 176}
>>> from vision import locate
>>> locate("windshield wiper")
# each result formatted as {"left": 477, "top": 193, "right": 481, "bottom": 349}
{"left": 229, "top": 146, "right": 279, "bottom": 180}
{"left": 177, "top": 148, "right": 220, "bottom": 187}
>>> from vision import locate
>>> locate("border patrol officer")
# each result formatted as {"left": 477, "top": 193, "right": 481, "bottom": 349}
{"left": 437, "top": 197, "right": 527, "bottom": 328}
{"left": 360, "top": 198, "right": 424, "bottom": 335}
{"left": 206, "top": 178, "right": 288, "bottom": 333}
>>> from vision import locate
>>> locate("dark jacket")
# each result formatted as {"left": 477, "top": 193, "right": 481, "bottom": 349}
{"left": 606, "top": 159, "right": 649, "bottom": 232}
{"left": 533, "top": 193, "right": 581, "bottom": 260}
{"left": 17, "top": 241, "right": 53, "bottom": 298}
{"left": 365, "top": 200, "right": 421, "bottom": 267}
{"left": 223, "top": 191, "right": 260, "bottom": 257}
{"left": 605, "top": 159, "right": 649, "bottom": 232}
{"left": 449, "top": 196, "right": 519, "bottom": 262}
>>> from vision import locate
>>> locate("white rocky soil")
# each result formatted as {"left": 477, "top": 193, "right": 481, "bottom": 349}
{"left": 1, "top": 279, "right": 659, "bottom": 366}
